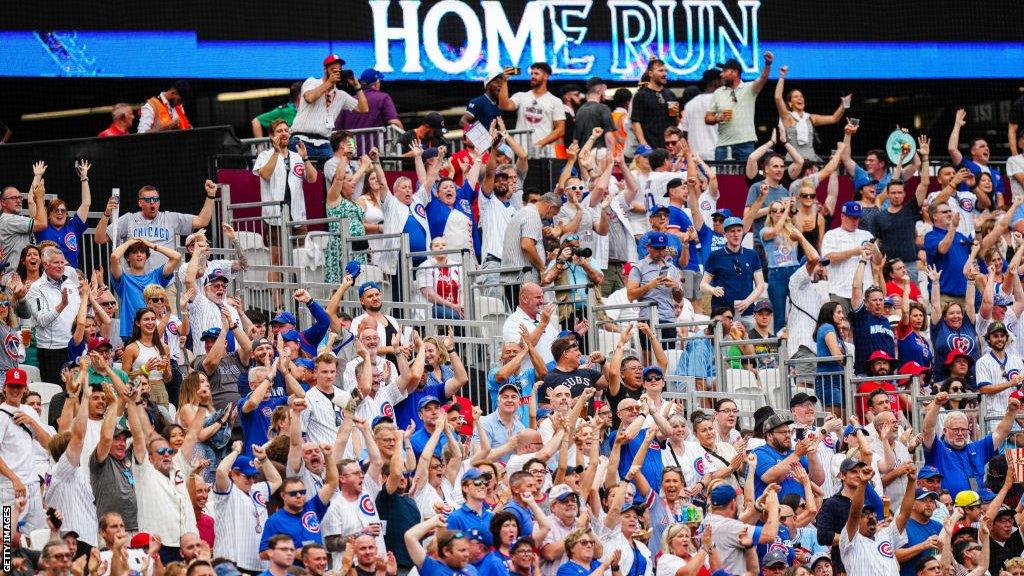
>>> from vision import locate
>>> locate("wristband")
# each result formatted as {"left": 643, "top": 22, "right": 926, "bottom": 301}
{"left": 610, "top": 566, "right": 620, "bottom": 572}
{"left": 447, "top": 348, "right": 456, "bottom": 354}
{"left": 81, "top": 177, "right": 89, "bottom": 182}
{"left": 207, "top": 194, "right": 217, "bottom": 200}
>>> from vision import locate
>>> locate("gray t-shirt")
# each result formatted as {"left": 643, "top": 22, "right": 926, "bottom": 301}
{"left": 115, "top": 211, "right": 194, "bottom": 272}
{"left": 627, "top": 256, "right": 682, "bottom": 322}
{"left": 501, "top": 204, "right": 544, "bottom": 279}
{"left": 0, "top": 213, "right": 33, "bottom": 272}
{"left": 89, "top": 451, "right": 139, "bottom": 531}
{"left": 195, "top": 352, "right": 245, "bottom": 410}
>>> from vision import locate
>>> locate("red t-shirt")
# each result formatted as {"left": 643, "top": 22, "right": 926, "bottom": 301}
{"left": 885, "top": 280, "right": 921, "bottom": 302}
{"left": 98, "top": 123, "right": 128, "bottom": 137}
{"left": 435, "top": 266, "right": 460, "bottom": 305}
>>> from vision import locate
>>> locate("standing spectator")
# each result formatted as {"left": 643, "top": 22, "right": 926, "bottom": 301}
{"left": 122, "top": 308, "right": 175, "bottom": 406}
{"left": 840, "top": 122, "right": 920, "bottom": 198}
{"left": 325, "top": 156, "right": 369, "bottom": 279}
{"left": 573, "top": 78, "right": 616, "bottom": 149}
{"left": 745, "top": 159, "right": 791, "bottom": 259}
{"left": 301, "top": 354, "right": 353, "bottom": 446}
{"left": 839, "top": 454, "right": 917, "bottom": 576}
{"left": 322, "top": 458, "right": 387, "bottom": 568}
{"left": 1008, "top": 132, "right": 1024, "bottom": 204}
{"left": 290, "top": 54, "right": 369, "bottom": 160}
{"left": 753, "top": 413, "right": 824, "bottom": 499}
{"left": 924, "top": 203, "right": 972, "bottom": 306}
{"left": 821, "top": 202, "right": 875, "bottom": 310}
{"left": 627, "top": 232, "right": 683, "bottom": 344}
{"left": 976, "top": 323, "right": 1021, "bottom": 421}
{"left": 499, "top": 62, "right": 566, "bottom": 158}
{"left": 704, "top": 482, "right": 780, "bottom": 575}
{"left": 250, "top": 81, "right": 302, "bottom": 138}
{"left": 705, "top": 54, "right": 773, "bottom": 161}
{"left": 502, "top": 285, "right": 558, "bottom": 365}
{"left": 462, "top": 68, "right": 515, "bottom": 132}
{"left": 558, "top": 84, "right": 584, "bottom": 154}
{"left": 0, "top": 367, "right": 52, "bottom": 533}
{"left": 501, "top": 194, "right": 563, "bottom": 302}
{"left": 949, "top": 108, "right": 1005, "bottom": 197}
{"left": 211, "top": 441, "right": 282, "bottom": 572}
{"left": 477, "top": 381, "right": 527, "bottom": 465}
{"left": 630, "top": 59, "right": 678, "bottom": 151}
{"left": 893, "top": 488, "right": 942, "bottom": 576}
{"left": 1, "top": 166, "right": 47, "bottom": 272}
{"left": 95, "top": 180, "right": 217, "bottom": 273}
{"left": 254, "top": 120, "right": 316, "bottom": 253}
{"left": 336, "top": 69, "right": 403, "bottom": 135}
{"left": 138, "top": 80, "right": 191, "bottom": 133}
{"left": 760, "top": 203, "right": 818, "bottom": 331}
{"left": 194, "top": 307, "right": 253, "bottom": 411}
{"left": 870, "top": 142, "right": 930, "bottom": 279}
{"left": 850, "top": 244, "right": 894, "bottom": 374}
{"left": 90, "top": 394, "right": 137, "bottom": 535}
{"left": 34, "top": 160, "right": 91, "bottom": 269}
{"left": 397, "top": 112, "right": 447, "bottom": 155}
{"left": 98, "top": 103, "right": 135, "bottom": 137}
{"left": 28, "top": 247, "right": 81, "bottom": 385}
{"left": 773, "top": 65, "right": 850, "bottom": 162}
{"left": 682, "top": 69, "right": 722, "bottom": 159}
{"left": 478, "top": 138, "right": 521, "bottom": 278}
{"left": 701, "top": 216, "right": 765, "bottom": 321}
{"left": 109, "top": 238, "right": 180, "bottom": 340}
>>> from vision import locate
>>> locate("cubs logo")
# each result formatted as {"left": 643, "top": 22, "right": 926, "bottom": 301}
{"left": 253, "top": 490, "right": 268, "bottom": 507}
{"left": 768, "top": 542, "right": 788, "bottom": 554}
{"left": 694, "top": 457, "right": 706, "bottom": 476}
{"left": 3, "top": 333, "right": 20, "bottom": 361}
{"left": 302, "top": 510, "right": 321, "bottom": 532}
{"left": 415, "top": 204, "right": 427, "bottom": 218}
{"left": 359, "top": 494, "right": 376, "bottom": 515}
{"left": 822, "top": 434, "right": 836, "bottom": 449}
{"left": 959, "top": 196, "right": 975, "bottom": 213}
{"left": 210, "top": 268, "right": 225, "bottom": 279}
{"left": 648, "top": 439, "right": 661, "bottom": 451}
{"left": 459, "top": 199, "right": 471, "bottom": 213}
{"left": 877, "top": 541, "right": 894, "bottom": 558}
{"left": 381, "top": 402, "right": 394, "bottom": 419}
{"left": 262, "top": 406, "right": 274, "bottom": 418}
{"left": 64, "top": 232, "right": 78, "bottom": 252}
{"left": 168, "top": 321, "right": 179, "bottom": 336}
{"left": 948, "top": 335, "right": 972, "bottom": 353}
{"left": 293, "top": 163, "right": 305, "bottom": 178}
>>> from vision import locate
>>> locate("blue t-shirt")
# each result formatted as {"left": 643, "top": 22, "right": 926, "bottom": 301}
{"left": 410, "top": 426, "right": 449, "bottom": 461}
{"left": 239, "top": 395, "right": 289, "bottom": 456}
{"left": 759, "top": 228, "right": 800, "bottom": 269}
{"left": 752, "top": 443, "right": 808, "bottom": 499}
{"left": 111, "top": 268, "right": 173, "bottom": 338}
{"left": 556, "top": 560, "right": 601, "bottom": 576}
{"left": 924, "top": 227, "right": 972, "bottom": 297}
{"left": 849, "top": 304, "right": 895, "bottom": 375}
{"left": 698, "top": 224, "right": 724, "bottom": 266}
{"left": 259, "top": 494, "right": 329, "bottom": 551}
{"left": 959, "top": 159, "right": 1004, "bottom": 193}
{"left": 703, "top": 246, "right": 762, "bottom": 313}
{"left": 405, "top": 206, "right": 430, "bottom": 265}
{"left": 466, "top": 95, "right": 502, "bottom": 132}
{"left": 67, "top": 337, "right": 87, "bottom": 363}
{"left": 930, "top": 320, "right": 979, "bottom": 385}
{"left": 503, "top": 500, "right": 534, "bottom": 538}
{"left": 898, "top": 328, "right": 934, "bottom": 371}
{"left": 854, "top": 166, "right": 892, "bottom": 196}
{"left": 486, "top": 368, "right": 535, "bottom": 428}
{"left": 609, "top": 429, "right": 664, "bottom": 492}
{"left": 476, "top": 551, "right": 510, "bottom": 576}
{"left": 814, "top": 324, "right": 845, "bottom": 375}
{"left": 447, "top": 503, "right": 495, "bottom": 546}
{"left": 395, "top": 382, "right": 449, "bottom": 430}
{"left": 924, "top": 435, "right": 996, "bottom": 496}
{"left": 426, "top": 182, "right": 479, "bottom": 257}
{"left": 756, "top": 524, "right": 796, "bottom": 567}
{"left": 35, "top": 214, "right": 88, "bottom": 269}
{"left": 421, "top": 557, "right": 478, "bottom": 576}
{"left": 898, "top": 517, "right": 942, "bottom": 576}
{"left": 665, "top": 206, "right": 701, "bottom": 272}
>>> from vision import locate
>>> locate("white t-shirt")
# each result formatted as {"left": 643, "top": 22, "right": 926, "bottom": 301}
{"left": 682, "top": 93, "right": 718, "bottom": 159}
{"left": 1007, "top": 154, "right": 1024, "bottom": 200}
{"left": 510, "top": 91, "right": 566, "bottom": 158}
{"left": 479, "top": 193, "right": 518, "bottom": 260}
{"left": 502, "top": 309, "right": 559, "bottom": 364}
{"left": 821, "top": 227, "right": 874, "bottom": 299}
{"left": 291, "top": 78, "right": 358, "bottom": 139}
{"left": 0, "top": 402, "right": 44, "bottom": 486}
{"left": 253, "top": 149, "right": 309, "bottom": 223}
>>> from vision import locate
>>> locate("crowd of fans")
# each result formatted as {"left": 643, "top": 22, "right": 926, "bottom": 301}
{"left": 5, "top": 51, "right": 1024, "bottom": 576}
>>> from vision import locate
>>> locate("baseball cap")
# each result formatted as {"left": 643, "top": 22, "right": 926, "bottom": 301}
{"left": 719, "top": 58, "right": 742, "bottom": 72}
{"left": 711, "top": 208, "right": 732, "bottom": 219}
{"left": 87, "top": 336, "right": 113, "bottom": 352}
{"left": 206, "top": 272, "right": 229, "bottom": 284}
{"left": 710, "top": 484, "right": 737, "bottom": 506}
{"left": 762, "top": 549, "right": 788, "bottom": 568}
{"left": 842, "top": 425, "right": 867, "bottom": 437}
{"left": 635, "top": 144, "right": 654, "bottom": 157}
{"left": 359, "top": 69, "right": 384, "bottom": 84}
{"left": 271, "top": 311, "right": 297, "bottom": 326}
{"left": 646, "top": 231, "right": 670, "bottom": 249}
{"left": 723, "top": 216, "right": 743, "bottom": 230}
{"left": 252, "top": 337, "right": 273, "bottom": 350}
{"left": 838, "top": 458, "right": 867, "bottom": 475}
{"left": 987, "top": 321, "right": 1009, "bottom": 337}
{"left": 762, "top": 414, "right": 793, "bottom": 434}
{"left": 484, "top": 70, "right": 505, "bottom": 87}
{"left": 461, "top": 468, "right": 485, "bottom": 483}
{"left": 232, "top": 455, "right": 261, "bottom": 476}
{"left": 214, "top": 564, "right": 242, "bottom": 576}
{"left": 1012, "top": 389, "right": 1024, "bottom": 403}
{"left": 200, "top": 327, "right": 222, "bottom": 341}
{"left": 943, "top": 349, "right": 974, "bottom": 366}
{"left": 752, "top": 299, "right": 773, "bottom": 313}
{"left": 423, "top": 112, "right": 447, "bottom": 134}
{"left": 995, "top": 292, "right": 1014, "bottom": 307}
{"left": 371, "top": 415, "right": 394, "bottom": 429}
{"left": 666, "top": 177, "right": 684, "bottom": 190}
{"left": 550, "top": 484, "right": 577, "bottom": 502}
{"left": 808, "top": 553, "right": 832, "bottom": 569}
{"left": 995, "top": 505, "right": 1016, "bottom": 520}
{"left": 323, "top": 54, "right": 345, "bottom": 67}
{"left": 129, "top": 532, "right": 152, "bottom": 549}
{"left": 4, "top": 368, "right": 27, "bottom": 387}
{"left": 293, "top": 358, "right": 315, "bottom": 371}
{"left": 853, "top": 173, "right": 879, "bottom": 190}
{"left": 954, "top": 490, "right": 981, "bottom": 507}
{"left": 789, "top": 392, "right": 817, "bottom": 408}
{"left": 497, "top": 381, "right": 522, "bottom": 395}
{"left": 649, "top": 205, "right": 670, "bottom": 217}
{"left": 869, "top": 350, "right": 895, "bottom": 363}
{"left": 642, "top": 366, "right": 664, "bottom": 380}
{"left": 898, "top": 361, "right": 930, "bottom": 376}
{"left": 358, "top": 281, "right": 382, "bottom": 297}
{"left": 281, "top": 329, "right": 302, "bottom": 343}
{"left": 918, "top": 465, "right": 943, "bottom": 479}
{"left": 417, "top": 396, "right": 441, "bottom": 411}
{"left": 466, "top": 528, "right": 489, "bottom": 543}
{"left": 915, "top": 488, "right": 938, "bottom": 501}
{"left": 841, "top": 201, "right": 863, "bottom": 217}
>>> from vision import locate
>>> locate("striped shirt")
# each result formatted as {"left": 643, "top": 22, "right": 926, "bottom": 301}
{"left": 341, "top": 355, "right": 398, "bottom": 394}
{"left": 44, "top": 454, "right": 98, "bottom": 546}
{"left": 839, "top": 524, "right": 901, "bottom": 576}
{"left": 290, "top": 77, "right": 358, "bottom": 139}
{"left": 500, "top": 204, "right": 544, "bottom": 281}
{"left": 133, "top": 455, "right": 196, "bottom": 547}
{"left": 321, "top": 491, "right": 386, "bottom": 569}
{"left": 355, "top": 381, "right": 407, "bottom": 422}
{"left": 187, "top": 290, "right": 241, "bottom": 355}
{"left": 378, "top": 194, "right": 409, "bottom": 276}
{"left": 211, "top": 481, "right": 272, "bottom": 572}
{"left": 479, "top": 193, "right": 518, "bottom": 260}
{"left": 301, "top": 386, "right": 354, "bottom": 447}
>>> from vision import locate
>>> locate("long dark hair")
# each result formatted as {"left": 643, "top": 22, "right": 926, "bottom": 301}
{"left": 16, "top": 245, "right": 41, "bottom": 281}
{"left": 814, "top": 301, "right": 843, "bottom": 337}
{"left": 127, "top": 308, "right": 167, "bottom": 356}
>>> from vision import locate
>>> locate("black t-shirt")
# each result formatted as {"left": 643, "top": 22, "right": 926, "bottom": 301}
{"left": 630, "top": 86, "right": 677, "bottom": 150}
{"left": 989, "top": 530, "right": 1024, "bottom": 575}
{"left": 573, "top": 102, "right": 616, "bottom": 148}
{"left": 536, "top": 366, "right": 602, "bottom": 404}
{"left": 1011, "top": 95, "right": 1024, "bottom": 126}
{"left": 377, "top": 488, "right": 421, "bottom": 568}
{"left": 869, "top": 195, "right": 921, "bottom": 262}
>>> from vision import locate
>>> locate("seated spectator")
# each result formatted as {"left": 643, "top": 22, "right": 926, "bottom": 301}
{"left": 414, "top": 236, "right": 463, "bottom": 320}
{"left": 98, "top": 103, "right": 134, "bottom": 137}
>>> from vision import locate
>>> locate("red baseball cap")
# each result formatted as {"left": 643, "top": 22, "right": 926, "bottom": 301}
{"left": 4, "top": 368, "right": 27, "bottom": 387}
{"left": 1010, "top": 389, "right": 1024, "bottom": 402}
{"left": 129, "top": 532, "right": 151, "bottom": 549}
{"left": 323, "top": 54, "right": 345, "bottom": 67}
{"left": 88, "top": 337, "right": 112, "bottom": 352}
{"left": 943, "top": 350, "right": 974, "bottom": 367}
{"left": 869, "top": 350, "right": 895, "bottom": 363}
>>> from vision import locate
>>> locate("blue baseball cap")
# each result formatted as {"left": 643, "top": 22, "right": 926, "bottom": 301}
{"left": 842, "top": 201, "right": 863, "bottom": 217}
{"left": 710, "top": 484, "right": 738, "bottom": 506}
{"left": 646, "top": 231, "right": 670, "bottom": 248}
{"left": 465, "top": 528, "right": 489, "bottom": 545}
{"left": 497, "top": 144, "right": 514, "bottom": 158}
{"left": 358, "top": 281, "right": 382, "bottom": 297}
{"left": 642, "top": 365, "right": 664, "bottom": 379}
{"left": 462, "top": 468, "right": 486, "bottom": 483}
{"left": 281, "top": 329, "right": 302, "bottom": 343}
{"left": 711, "top": 208, "right": 732, "bottom": 219}
{"left": 232, "top": 456, "right": 261, "bottom": 476}
{"left": 271, "top": 311, "right": 297, "bottom": 325}
{"left": 371, "top": 415, "right": 394, "bottom": 429}
{"left": 915, "top": 488, "right": 939, "bottom": 501}
{"left": 995, "top": 292, "right": 1014, "bottom": 307}
{"left": 853, "top": 174, "right": 879, "bottom": 190}
{"left": 201, "top": 327, "right": 222, "bottom": 341}
{"left": 635, "top": 144, "right": 654, "bottom": 157}
{"left": 649, "top": 205, "right": 670, "bottom": 217}
{"left": 293, "top": 358, "right": 315, "bottom": 371}
{"left": 723, "top": 216, "right": 743, "bottom": 230}
{"left": 842, "top": 424, "right": 867, "bottom": 437}
{"left": 918, "top": 465, "right": 943, "bottom": 479}
{"left": 359, "top": 68, "right": 384, "bottom": 84}
{"left": 345, "top": 260, "right": 362, "bottom": 279}
{"left": 417, "top": 396, "right": 441, "bottom": 411}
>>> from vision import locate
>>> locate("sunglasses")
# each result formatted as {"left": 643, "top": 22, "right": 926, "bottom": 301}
{"left": 800, "top": 193, "right": 816, "bottom": 199}
{"left": 576, "top": 539, "right": 595, "bottom": 546}
{"left": 148, "top": 297, "right": 165, "bottom": 303}
{"left": 154, "top": 447, "right": 174, "bottom": 456}
{"left": 141, "top": 196, "right": 160, "bottom": 203}
{"left": 53, "top": 208, "right": 68, "bottom": 214}
{"left": 566, "top": 185, "right": 585, "bottom": 192}
{"left": 733, "top": 261, "right": 743, "bottom": 276}
{"left": 770, "top": 208, "right": 785, "bottom": 214}
{"left": 284, "top": 490, "right": 305, "bottom": 497}
{"left": 471, "top": 479, "right": 488, "bottom": 487}
{"left": 644, "top": 375, "right": 664, "bottom": 382}
{"left": 665, "top": 140, "right": 680, "bottom": 146}
{"left": 0, "top": 301, "right": 9, "bottom": 307}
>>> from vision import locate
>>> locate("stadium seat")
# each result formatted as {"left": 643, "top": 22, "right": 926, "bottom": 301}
{"left": 759, "top": 368, "right": 786, "bottom": 407}
{"left": 474, "top": 295, "right": 507, "bottom": 317}
{"left": 722, "top": 368, "right": 758, "bottom": 395}
{"left": 598, "top": 329, "right": 621, "bottom": 352}
{"left": 664, "top": 349, "right": 684, "bottom": 376}
{"left": 29, "top": 381, "right": 63, "bottom": 423}
{"left": 237, "top": 230, "right": 271, "bottom": 282}
{"left": 28, "top": 528, "right": 50, "bottom": 551}
{"left": 19, "top": 364, "right": 40, "bottom": 383}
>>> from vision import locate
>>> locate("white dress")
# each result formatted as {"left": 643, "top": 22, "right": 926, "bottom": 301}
{"left": 362, "top": 199, "right": 386, "bottom": 262}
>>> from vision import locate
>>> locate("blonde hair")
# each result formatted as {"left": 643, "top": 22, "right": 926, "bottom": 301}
{"left": 423, "top": 336, "right": 450, "bottom": 365}
{"left": 143, "top": 284, "right": 167, "bottom": 301}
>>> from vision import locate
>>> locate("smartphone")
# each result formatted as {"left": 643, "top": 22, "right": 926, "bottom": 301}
{"left": 849, "top": 117, "right": 860, "bottom": 127}
{"left": 659, "top": 266, "right": 669, "bottom": 278}
{"left": 795, "top": 428, "right": 806, "bottom": 441}
{"left": 47, "top": 507, "right": 62, "bottom": 530}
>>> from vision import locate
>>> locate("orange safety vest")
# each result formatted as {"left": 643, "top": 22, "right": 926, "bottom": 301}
{"left": 147, "top": 96, "right": 191, "bottom": 130}
{"left": 611, "top": 109, "right": 629, "bottom": 156}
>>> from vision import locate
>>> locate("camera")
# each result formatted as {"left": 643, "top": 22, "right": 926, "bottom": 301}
{"left": 572, "top": 247, "right": 592, "bottom": 258}
{"left": 337, "top": 69, "right": 358, "bottom": 94}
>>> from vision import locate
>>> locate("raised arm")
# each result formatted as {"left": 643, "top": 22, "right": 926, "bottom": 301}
{"left": 74, "top": 160, "right": 93, "bottom": 221}
{"left": 750, "top": 52, "right": 774, "bottom": 94}
{"left": 947, "top": 108, "right": 966, "bottom": 165}
{"left": 773, "top": 67, "right": 791, "bottom": 122}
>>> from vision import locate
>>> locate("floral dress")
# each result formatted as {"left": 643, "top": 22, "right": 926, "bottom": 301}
{"left": 325, "top": 199, "right": 366, "bottom": 283}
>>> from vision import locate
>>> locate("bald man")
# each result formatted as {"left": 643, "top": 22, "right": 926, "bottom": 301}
{"left": 502, "top": 283, "right": 559, "bottom": 364}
